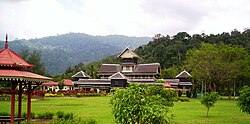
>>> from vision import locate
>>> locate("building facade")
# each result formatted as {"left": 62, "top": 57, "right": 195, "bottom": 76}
{"left": 73, "top": 47, "right": 161, "bottom": 90}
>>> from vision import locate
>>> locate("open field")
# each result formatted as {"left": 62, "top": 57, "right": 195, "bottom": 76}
{"left": 0, "top": 97, "right": 250, "bottom": 124}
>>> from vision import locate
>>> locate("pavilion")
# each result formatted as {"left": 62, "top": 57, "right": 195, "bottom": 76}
{"left": 0, "top": 35, "right": 52, "bottom": 123}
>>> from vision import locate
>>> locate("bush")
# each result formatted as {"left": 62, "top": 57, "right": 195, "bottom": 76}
{"left": 56, "top": 111, "right": 64, "bottom": 120}
{"left": 56, "top": 111, "right": 74, "bottom": 120}
{"left": 63, "top": 113, "right": 74, "bottom": 120}
{"left": 237, "top": 86, "right": 250, "bottom": 114}
{"left": 175, "top": 97, "right": 190, "bottom": 102}
{"left": 22, "top": 112, "right": 36, "bottom": 119}
{"left": 0, "top": 112, "right": 9, "bottom": 116}
{"left": 37, "top": 112, "right": 54, "bottom": 119}
{"left": 110, "top": 83, "right": 175, "bottom": 124}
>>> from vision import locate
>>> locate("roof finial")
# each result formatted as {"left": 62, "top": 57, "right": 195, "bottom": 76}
{"left": 5, "top": 33, "right": 8, "bottom": 49}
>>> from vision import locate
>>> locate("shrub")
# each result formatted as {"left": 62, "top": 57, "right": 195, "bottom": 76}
{"left": 175, "top": 97, "right": 190, "bottom": 102}
{"left": 56, "top": 111, "right": 65, "bottom": 119}
{"left": 76, "top": 93, "right": 83, "bottom": 97}
{"left": 37, "top": 112, "right": 54, "bottom": 119}
{"left": 22, "top": 112, "right": 36, "bottom": 119}
{"left": 0, "top": 112, "right": 9, "bottom": 116}
{"left": 56, "top": 111, "right": 74, "bottom": 120}
{"left": 63, "top": 113, "right": 74, "bottom": 120}
{"left": 110, "top": 83, "right": 175, "bottom": 124}
{"left": 201, "top": 92, "right": 219, "bottom": 117}
{"left": 237, "top": 86, "right": 250, "bottom": 114}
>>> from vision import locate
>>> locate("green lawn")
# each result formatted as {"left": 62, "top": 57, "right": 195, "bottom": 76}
{"left": 0, "top": 97, "right": 249, "bottom": 124}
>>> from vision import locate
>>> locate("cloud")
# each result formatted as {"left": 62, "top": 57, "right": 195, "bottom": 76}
{"left": 0, "top": 0, "right": 250, "bottom": 40}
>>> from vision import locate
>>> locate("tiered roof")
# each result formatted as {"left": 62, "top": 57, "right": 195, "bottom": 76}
{"left": 0, "top": 35, "right": 33, "bottom": 68}
{"left": 0, "top": 35, "right": 51, "bottom": 82}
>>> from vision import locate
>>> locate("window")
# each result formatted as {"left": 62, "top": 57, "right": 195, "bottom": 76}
{"left": 115, "top": 81, "right": 119, "bottom": 87}
{"left": 122, "top": 66, "right": 132, "bottom": 72}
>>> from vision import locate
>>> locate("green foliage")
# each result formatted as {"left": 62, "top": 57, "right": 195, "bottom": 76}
{"left": 58, "top": 80, "right": 64, "bottom": 90}
{"left": 155, "top": 79, "right": 166, "bottom": 83}
{"left": 110, "top": 83, "right": 175, "bottom": 124}
{"left": 201, "top": 92, "right": 220, "bottom": 117}
{"left": 20, "top": 49, "right": 48, "bottom": 76}
{"left": 0, "top": 111, "right": 9, "bottom": 116}
{"left": 56, "top": 111, "right": 74, "bottom": 120}
{"left": 185, "top": 43, "right": 250, "bottom": 93}
{"left": 37, "top": 112, "right": 54, "bottom": 119}
{"left": 237, "top": 86, "right": 250, "bottom": 114}
{"left": 56, "top": 111, "right": 65, "bottom": 119}
{"left": 10, "top": 33, "right": 150, "bottom": 75}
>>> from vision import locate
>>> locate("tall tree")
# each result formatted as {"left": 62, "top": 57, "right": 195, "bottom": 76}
{"left": 185, "top": 43, "right": 250, "bottom": 94}
{"left": 20, "top": 49, "right": 47, "bottom": 75}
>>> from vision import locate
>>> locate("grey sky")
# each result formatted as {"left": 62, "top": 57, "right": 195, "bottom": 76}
{"left": 0, "top": 0, "right": 249, "bottom": 40}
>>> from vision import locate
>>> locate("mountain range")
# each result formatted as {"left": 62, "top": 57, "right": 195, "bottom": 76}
{"left": 0, "top": 33, "right": 151, "bottom": 75}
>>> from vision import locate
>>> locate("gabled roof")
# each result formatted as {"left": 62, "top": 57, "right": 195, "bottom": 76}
{"left": 109, "top": 72, "right": 127, "bottom": 79}
{"left": 176, "top": 70, "right": 192, "bottom": 78}
{"left": 0, "top": 35, "right": 33, "bottom": 68}
{"left": 63, "top": 79, "right": 74, "bottom": 86}
{"left": 72, "top": 71, "right": 91, "bottom": 78}
{"left": 117, "top": 47, "right": 142, "bottom": 59}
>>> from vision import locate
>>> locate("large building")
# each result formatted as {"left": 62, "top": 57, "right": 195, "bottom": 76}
{"left": 73, "top": 48, "right": 161, "bottom": 90}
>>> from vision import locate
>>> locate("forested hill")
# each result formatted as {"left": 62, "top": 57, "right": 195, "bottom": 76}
{"left": 135, "top": 29, "right": 250, "bottom": 77}
{"left": 0, "top": 33, "right": 150, "bottom": 75}
{"left": 61, "top": 29, "right": 250, "bottom": 80}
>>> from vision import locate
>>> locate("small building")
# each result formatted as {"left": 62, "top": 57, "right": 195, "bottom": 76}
{"left": 166, "top": 70, "right": 192, "bottom": 91}
{"left": 40, "top": 79, "right": 73, "bottom": 92}
{"left": 41, "top": 81, "right": 59, "bottom": 92}
{"left": 62, "top": 79, "right": 74, "bottom": 90}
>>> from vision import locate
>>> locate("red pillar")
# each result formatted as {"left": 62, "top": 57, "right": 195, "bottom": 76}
{"left": 27, "top": 82, "right": 31, "bottom": 120}
{"left": 10, "top": 93, "right": 15, "bottom": 124}
{"left": 18, "top": 82, "right": 22, "bottom": 119}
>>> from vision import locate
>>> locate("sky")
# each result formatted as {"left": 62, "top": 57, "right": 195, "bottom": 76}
{"left": 0, "top": 0, "right": 250, "bottom": 40}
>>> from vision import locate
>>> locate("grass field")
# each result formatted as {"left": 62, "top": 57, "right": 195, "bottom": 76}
{"left": 0, "top": 97, "right": 249, "bottom": 124}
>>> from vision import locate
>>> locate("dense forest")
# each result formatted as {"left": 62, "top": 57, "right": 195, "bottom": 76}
{"left": 58, "top": 29, "right": 250, "bottom": 96}
{"left": 0, "top": 33, "right": 150, "bottom": 75}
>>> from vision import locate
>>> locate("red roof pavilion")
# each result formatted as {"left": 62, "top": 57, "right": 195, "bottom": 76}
{"left": 0, "top": 34, "right": 52, "bottom": 123}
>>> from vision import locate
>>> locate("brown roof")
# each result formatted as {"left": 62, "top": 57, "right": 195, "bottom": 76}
{"left": 99, "top": 64, "right": 121, "bottom": 73}
{"left": 99, "top": 63, "right": 160, "bottom": 76}
{"left": 133, "top": 63, "right": 160, "bottom": 73}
